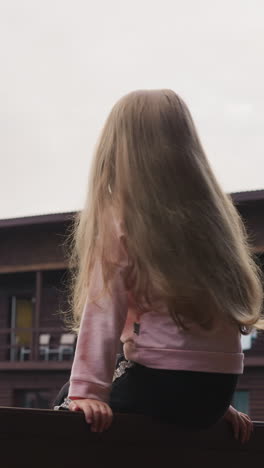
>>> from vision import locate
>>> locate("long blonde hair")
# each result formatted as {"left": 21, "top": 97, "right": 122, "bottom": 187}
{"left": 65, "top": 89, "right": 264, "bottom": 333}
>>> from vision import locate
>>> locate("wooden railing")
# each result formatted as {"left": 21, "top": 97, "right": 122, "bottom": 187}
{"left": 0, "top": 327, "right": 75, "bottom": 363}
{"left": 0, "top": 406, "right": 264, "bottom": 467}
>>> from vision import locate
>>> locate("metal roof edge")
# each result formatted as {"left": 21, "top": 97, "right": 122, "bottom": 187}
{"left": 0, "top": 211, "right": 77, "bottom": 228}
{"left": 1, "top": 188, "right": 264, "bottom": 228}
{"left": 230, "top": 189, "right": 264, "bottom": 203}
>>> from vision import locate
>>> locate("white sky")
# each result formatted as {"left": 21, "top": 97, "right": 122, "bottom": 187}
{"left": 0, "top": 0, "right": 264, "bottom": 219}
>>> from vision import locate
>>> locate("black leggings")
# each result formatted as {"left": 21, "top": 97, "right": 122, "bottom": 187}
{"left": 110, "top": 361, "right": 238, "bottom": 430}
{"left": 53, "top": 359, "right": 238, "bottom": 431}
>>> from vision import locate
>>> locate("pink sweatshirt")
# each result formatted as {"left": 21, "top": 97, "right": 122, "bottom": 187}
{"left": 69, "top": 217, "right": 244, "bottom": 403}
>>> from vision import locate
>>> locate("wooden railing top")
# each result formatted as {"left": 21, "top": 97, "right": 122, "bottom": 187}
{"left": 1, "top": 406, "right": 264, "bottom": 467}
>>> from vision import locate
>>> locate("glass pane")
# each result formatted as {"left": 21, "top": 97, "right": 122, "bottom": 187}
{"left": 232, "top": 390, "right": 249, "bottom": 414}
{"left": 16, "top": 299, "right": 33, "bottom": 346}
{"left": 14, "top": 389, "right": 51, "bottom": 409}
{"left": 10, "top": 298, "right": 34, "bottom": 361}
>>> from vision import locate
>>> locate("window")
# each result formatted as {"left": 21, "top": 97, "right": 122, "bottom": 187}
{"left": 14, "top": 389, "right": 51, "bottom": 409}
{"left": 241, "top": 331, "right": 257, "bottom": 351}
{"left": 232, "top": 390, "right": 249, "bottom": 414}
{"left": 10, "top": 296, "right": 34, "bottom": 361}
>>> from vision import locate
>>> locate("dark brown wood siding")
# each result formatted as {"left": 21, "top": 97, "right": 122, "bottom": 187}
{"left": 0, "top": 222, "right": 70, "bottom": 272}
{"left": 0, "top": 370, "right": 69, "bottom": 408}
{"left": 237, "top": 200, "right": 264, "bottom": 250}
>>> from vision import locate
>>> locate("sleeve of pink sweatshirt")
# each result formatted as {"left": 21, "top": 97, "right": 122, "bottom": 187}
{"left": 68, "top": 221, "right": 128, "bottom": 403}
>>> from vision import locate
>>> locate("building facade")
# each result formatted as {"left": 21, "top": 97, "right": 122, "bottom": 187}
{"left": 0, "top": 191, "right": 264, "bottom": 418}
{"left": 0, "top": 212, "right": 74, "bottom": 408}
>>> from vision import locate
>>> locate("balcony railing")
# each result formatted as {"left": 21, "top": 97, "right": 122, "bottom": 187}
{"left": 0, "top": 406, "right": 264, "bottom": 467}
{"left": 0, "top": 327, "right": 76, "bottom": 363}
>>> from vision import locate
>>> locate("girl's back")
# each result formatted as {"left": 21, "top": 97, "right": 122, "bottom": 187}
{"left": 69, "top": 89, "right": 263, "bottom": 337}
{"left": 60, "top": 89, "right": 263, "bottom": 438}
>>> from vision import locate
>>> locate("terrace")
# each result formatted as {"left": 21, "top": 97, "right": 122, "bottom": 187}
{"left": 0, "top": 269, "right": 75, "bottom": 371}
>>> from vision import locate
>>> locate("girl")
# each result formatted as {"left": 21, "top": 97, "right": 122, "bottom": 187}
{"left": 58, "top": 90, "right": 264, "bottom": 441}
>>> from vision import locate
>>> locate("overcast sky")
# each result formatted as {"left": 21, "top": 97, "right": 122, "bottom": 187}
{"left": 0, "top": 0, "right": 263, "bottom": 219}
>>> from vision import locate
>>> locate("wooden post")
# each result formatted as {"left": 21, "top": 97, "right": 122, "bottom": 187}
{"left": 32, "top": 271, "right": 42, "bottom": 360}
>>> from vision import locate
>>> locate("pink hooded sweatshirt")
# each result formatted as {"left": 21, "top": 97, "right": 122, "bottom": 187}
{"left": 69, "top": 217, "right": 244, "bottom": 403}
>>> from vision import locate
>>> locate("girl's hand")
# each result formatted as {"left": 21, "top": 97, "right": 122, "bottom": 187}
{"left": 223, "top": 405, "right": 253, "bottom": 443}
{"left": 68, "top": 398, "right": 113, "bottom": 432}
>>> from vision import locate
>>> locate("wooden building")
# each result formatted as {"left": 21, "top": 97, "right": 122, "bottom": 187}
{"left": 0, "top": 190, "right": 264, "bottom": 418}
{"left": 0, "top": 212, "right": 75, "bottom": 409}
{"left": 231, "top": 190, "right": 264, "bottom": 420}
